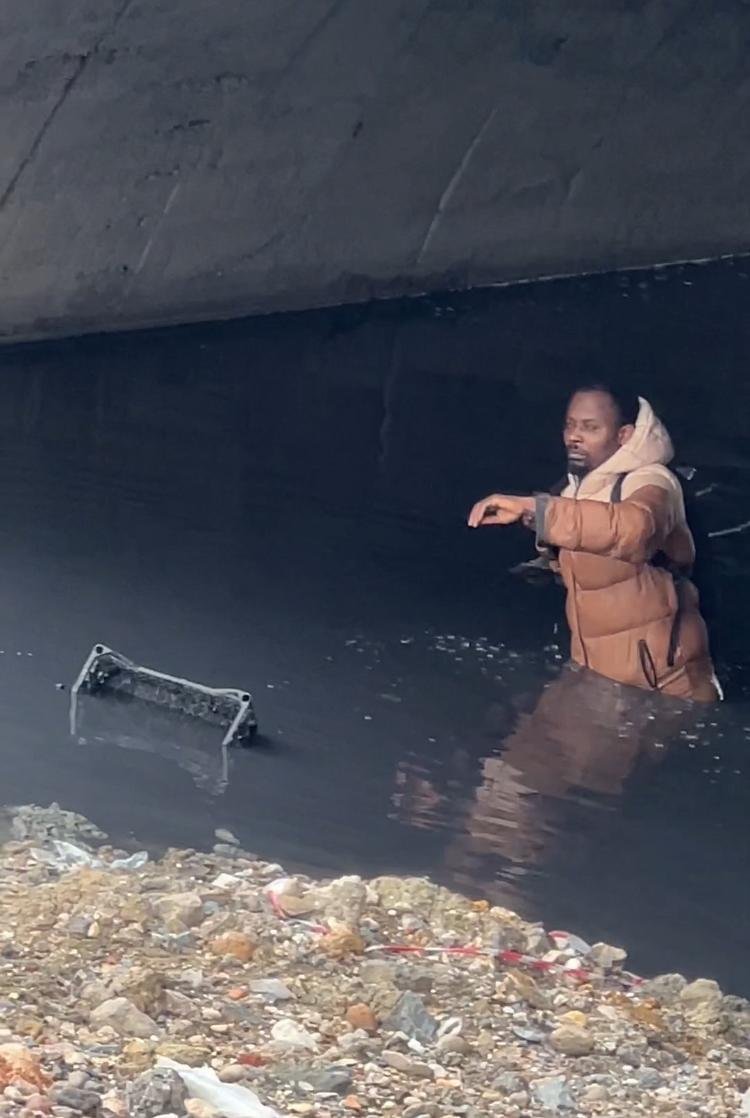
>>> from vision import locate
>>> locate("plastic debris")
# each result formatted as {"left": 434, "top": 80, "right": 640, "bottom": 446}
{"left": 156, "top": 1059, "right": 280, "bottom": 1118}
{"left": 31, "top": 841, "right": 148, "bottom": 872}
{"left": 269, "top": 1019, "right": 317, "bottom": 1051}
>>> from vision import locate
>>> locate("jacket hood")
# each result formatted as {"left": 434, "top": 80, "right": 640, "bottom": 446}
{"left": 585, "top": 396, "right": 674, "bottom": 480}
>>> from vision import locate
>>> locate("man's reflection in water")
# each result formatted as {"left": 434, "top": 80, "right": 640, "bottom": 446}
{"left": 393, "top": 664, "right": 701, "bottom": 904}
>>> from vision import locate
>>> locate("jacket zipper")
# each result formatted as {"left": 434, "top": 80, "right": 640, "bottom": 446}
{"left": 570, "top": 566, "right": 589, "bottom": 667}
{"left": 569, "top": 477, "right": 589, "bottom": 667}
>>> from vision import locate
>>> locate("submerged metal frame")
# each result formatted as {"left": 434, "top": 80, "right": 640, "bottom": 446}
{"left": 70, "top": 643, "right": 257, "bottom": 747}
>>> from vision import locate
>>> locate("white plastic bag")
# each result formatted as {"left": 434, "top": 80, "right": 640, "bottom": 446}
{"left": 156, "top": 1058, "right": 282, "bottom": 1118}
{"left": 31, "top": 841, "right": 148, "bottom": 872}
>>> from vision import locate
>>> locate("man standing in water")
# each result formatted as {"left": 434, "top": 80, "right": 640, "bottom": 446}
{"left": 468, "top": 386, "right": 718, "bottom": 701}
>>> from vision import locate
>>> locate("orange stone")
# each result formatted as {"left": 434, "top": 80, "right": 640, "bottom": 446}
{"left": 227, "top": 987, "right": 248, "bottom": 1001}
{"left": 345, "top": 1003, "right": 377, "bottom": 1034}
{"left": 238, "top": 1052, "right": 266, "bottom": 1067}
{"left": 0, "top": 1045, "right": 50, "bottom": 1092}
{"left": 343, "top": 1096, "right": 362, "bottom": 1111}
{"left": 209, "top": 931, "right": 256, "bottom": 962}
{"left": 319, "top": 929, "right": 365, "bottom": 960}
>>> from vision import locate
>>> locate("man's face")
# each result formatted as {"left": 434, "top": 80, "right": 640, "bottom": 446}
{"left": 563, "top": 390, "right": 635, "bottom": 476}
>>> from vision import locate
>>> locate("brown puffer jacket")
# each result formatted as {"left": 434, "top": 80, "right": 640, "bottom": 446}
{"left": 536, "top": 398, "right": 718, "bottom": 701}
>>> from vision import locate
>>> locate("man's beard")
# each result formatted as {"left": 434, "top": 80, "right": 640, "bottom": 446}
{"left": 567, "top": 454, "right": 590, "bottom": 478}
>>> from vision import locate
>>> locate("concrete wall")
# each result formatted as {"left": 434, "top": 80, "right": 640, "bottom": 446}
{"left": 2, "top": 0, "right": 750, "bottom": 340}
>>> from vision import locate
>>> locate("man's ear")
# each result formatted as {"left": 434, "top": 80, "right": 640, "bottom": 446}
{"left": 618, "top": 423, "right": 636, "bottom": 446}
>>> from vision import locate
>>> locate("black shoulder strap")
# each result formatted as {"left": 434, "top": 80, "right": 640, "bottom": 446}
{"left": 610, "top": 472, "right": 628, "bottom": 503}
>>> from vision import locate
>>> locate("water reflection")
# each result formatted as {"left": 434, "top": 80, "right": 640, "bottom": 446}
{"left": 392, "top": 662, "right": 748, "bottom": 920}
{"left": 72, "top": 692, "right": 232, "bottom": 795}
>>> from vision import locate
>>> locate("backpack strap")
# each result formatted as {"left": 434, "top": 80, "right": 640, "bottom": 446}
{"left": 610, "top": 472, "right": 628, "bottom": 503}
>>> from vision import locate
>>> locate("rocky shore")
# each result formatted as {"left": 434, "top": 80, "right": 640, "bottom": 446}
{"left": 0, "top": 804, "right": 747, "bottom": 1118}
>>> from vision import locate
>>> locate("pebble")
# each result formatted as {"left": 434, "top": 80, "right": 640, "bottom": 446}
{"left": 346, "top": 1004, "right": 378, "bottom": 1034}
{"left": 582, "top": 1083, "right": 609, "bottom": 1102}
{"left": 549, "top": 1024, "right": 595, "bottom": 1057}
{"left": 381, "top": 1052, "right": 433, "bottom": 1079}
{"left": 590, "top": 942, "right": 628, "bottom": 969}
{"left": 185, "top": 1102, "right": 219, "bottom": 1118}
{"left": 217, "top": 1065, "right": 247, "bottom": 1084}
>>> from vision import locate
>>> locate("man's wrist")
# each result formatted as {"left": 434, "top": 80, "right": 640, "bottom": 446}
{"left": 520, "top": 496, "right": 536, "bottom": 528}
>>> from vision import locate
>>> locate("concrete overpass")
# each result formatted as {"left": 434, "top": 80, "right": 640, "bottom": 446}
{"left": 2, "top": 0, "right": 749, "bottom": 340}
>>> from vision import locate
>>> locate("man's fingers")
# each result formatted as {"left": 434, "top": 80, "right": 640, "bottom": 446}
{"left": 468, "top": 494, "right": 525, "bottom": 527}
{"left": 468, "top": 499, "right": 495, "bottom": 527}
{"left": 469, "top": 499, "right": 506, "bottom": 527}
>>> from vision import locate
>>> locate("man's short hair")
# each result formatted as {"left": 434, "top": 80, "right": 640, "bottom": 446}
{"left": 571, "top": 384, "right": 640, "bottom": 428}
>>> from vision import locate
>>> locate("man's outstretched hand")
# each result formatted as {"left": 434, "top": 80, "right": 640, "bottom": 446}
{"left": 468, "top": 494, "right": 535, "bottom": 528}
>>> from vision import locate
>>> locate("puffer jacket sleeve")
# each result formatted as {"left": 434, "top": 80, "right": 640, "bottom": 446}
{"left": 536, "top": 484, "right": 678, "bottom": 564}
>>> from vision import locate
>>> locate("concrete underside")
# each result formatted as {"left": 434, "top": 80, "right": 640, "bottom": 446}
{"left": 2, "top": 0, "right": 750, "bottom": 340}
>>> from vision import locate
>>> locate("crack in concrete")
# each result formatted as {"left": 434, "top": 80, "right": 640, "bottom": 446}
{"left": 133, "top": 182, "right": 182, "bottom": 276}
{"left": 415, "top": 105, "right": 499, "bottom": 266}
{"left": 0, "top": 0, "right": 135, "bottom": 212}
{"left": 281, "top": 0, "right": 348, "bottom": 77}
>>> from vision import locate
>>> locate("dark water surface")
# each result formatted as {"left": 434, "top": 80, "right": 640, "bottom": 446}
{"left": 0, "top": 259, "right": 749, "bottom": 989}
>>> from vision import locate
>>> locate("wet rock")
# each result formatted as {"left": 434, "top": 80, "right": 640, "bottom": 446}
{"left": 90, "top": 998, "right": 158, "bottom": 1039}
{"left": 382, "top": 992, "right": 438, "bottom": 1045}
{"left": 9, "top": 803, "right": 106, "bottom": 845}
{"left": 126, "top": 1069, "right": 187, "bottom": 1118}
